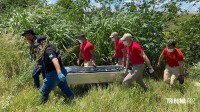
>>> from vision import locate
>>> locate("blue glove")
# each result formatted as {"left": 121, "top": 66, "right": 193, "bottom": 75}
{"left": 58, "top": 73, "right": 66, "bottom": 82}
{"left": 29, "top": 55, "right": 33, "bottom": 62}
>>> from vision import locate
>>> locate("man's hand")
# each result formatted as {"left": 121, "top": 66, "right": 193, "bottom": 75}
{"left": 122, "top": 62, "right": 125, "bottom": 67}
{"left": 157, "top": 62, "right": 161, "bottom": 68}
{"left": 91, "top": 60, "right": 96, "bottom": 67}
{"left": 148, "top": 67, "right": 154, "bottom": 74}
{"left": 147, "top": 67, "right": 154, "bottom": 74}
{"left": 77, "top": 59, "right": 80, "bottom": 66}
{"left": 112, "top": 56, "right": 116, "bottom": 63}
{"left": 123, "top": 69, "right": 128, "bottom": 75}
{"left": 58, "top": 73, "right": 66, "bottom": 82}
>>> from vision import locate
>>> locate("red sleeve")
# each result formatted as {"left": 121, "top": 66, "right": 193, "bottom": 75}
{"left": 80, "top": 44, "right": 82, "bottom": 49}
{"left": 119, "top": 41, "right": 125, "bottom": 49}
{"left": 135, "top": 43, "right": 143, "bottom": 54}
{"left": 161, "top": 48, "right": 167, "bottom": 56}
{"left": 88, "top": 43, "right": 94, "bottom": 51}
{"left": 177, "top": 50, "right": 184, "bottom": 61}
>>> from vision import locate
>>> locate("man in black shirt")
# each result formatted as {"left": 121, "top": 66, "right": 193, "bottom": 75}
{"left": 22, "top": 29, "right": 46, "bottom": 88}
{"left": 40, "top": 44, "right": 74, "bottom": 103}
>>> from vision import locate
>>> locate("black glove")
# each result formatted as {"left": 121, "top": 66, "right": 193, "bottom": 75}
{"left": 177, "top": 75, "right": 184, "bottom": 84}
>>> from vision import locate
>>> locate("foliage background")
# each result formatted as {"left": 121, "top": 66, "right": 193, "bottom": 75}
{"left": 1, "top": 0, "right": 199, "bottom": 66}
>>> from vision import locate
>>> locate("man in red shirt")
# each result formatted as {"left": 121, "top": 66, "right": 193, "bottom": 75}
{"left": 109, "top": 32, "right": 126, "bottom": 66}
{"left": 121, "top": 33, "right": 154, "bottom": 91}
{"left": 157, "top": 41, "right": 184, "bottom": 87}
{"left": 77, "top": 34, "right": 96, "bottom": 67}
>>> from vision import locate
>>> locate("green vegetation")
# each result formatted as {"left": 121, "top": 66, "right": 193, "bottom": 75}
{"left": 0, "top": 0, "right": 200, "bottom": 111}
{"left": 1, "top": 78, "right": 200, "bottom": 112}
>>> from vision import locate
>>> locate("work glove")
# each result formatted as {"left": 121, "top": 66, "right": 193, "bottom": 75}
{"left": 58, "top": 73, "right": 66, "bottom": 82}
{"left": 146, "top": 67, "right": 154, "bottom": 74}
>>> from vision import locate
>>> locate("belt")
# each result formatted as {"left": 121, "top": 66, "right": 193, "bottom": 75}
{"left": 167, "top": 65, "right": 179, "bottom": 67}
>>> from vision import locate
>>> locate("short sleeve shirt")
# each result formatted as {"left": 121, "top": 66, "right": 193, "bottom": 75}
{"left": 161, "top": 48, "right": 184, "bottom": 67}
{"left": 80, "top": 41, "right": 94, "bottom": 61}
{"left": 43, "top": 45, "right": 63, "bottom": 73}
{"left": 114, "top": 38, "right": 125, "bottom": 58}
{"left": 126, "top": 42, "right": 144, "bottom": 65}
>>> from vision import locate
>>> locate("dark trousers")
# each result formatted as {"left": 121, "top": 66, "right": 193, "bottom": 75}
{"left": 40, "top": 67, "right": 74, "bottom": 102}
{"left": 32, "top": 64, "right": 46, "bottom": 88}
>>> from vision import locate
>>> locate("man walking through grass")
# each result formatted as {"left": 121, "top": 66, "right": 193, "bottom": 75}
{"left": 40, "top": 40, "right": 74, "bottom": 103}
{"left": 157, "top": 41, "right": 184, "bottom": 87}
{"left": 77, "top": 34, "right": 96, "bottom": 67}
{"left": 109, "top": 32, "right": 126, "bottom": 67}
{"left": 121, "top": 33, "right": 154, "bottom": 91}
{"left": 22, "top": 29, "right": 46, "bottom": 88}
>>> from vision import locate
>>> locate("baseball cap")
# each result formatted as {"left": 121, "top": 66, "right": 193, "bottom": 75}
{"left": 22, "top": 29, "right": 36, "bottom": 36}
{"left": 109, "top": 32, "right": 118, "bottom": 38}
{"left": 121, "top": 33, "right": 132, "bottom": 41}
{"left": 167, "top": 41, "right": 176, "bottom": 47}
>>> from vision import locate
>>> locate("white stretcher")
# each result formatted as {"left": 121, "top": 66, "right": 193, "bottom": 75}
{"left": 65, "top": 65, "right": 125, "bottom": 85}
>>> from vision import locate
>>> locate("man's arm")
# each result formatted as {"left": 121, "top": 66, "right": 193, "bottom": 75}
{"left": 52, "top": 57, "right": 66, "bottom": 82}
{"left": 52, "top": 58, "right": 61, "bottom": 74}
{"left": 90, "top": 49, "right": 95, "bottom": 60}
{"left": 157, "top": 54, "right": 165, "bottom": 67}
{"left": 122, "top": 48, "right": 126, "bottom": 66}
{"left": 77, "top": 51, "right": 82, "bottom": 65}
{"left": 78, "top": 51, "right": 82, "bottom": 59}
{"left": 90, "top": 49, "right": 96, "bottom": 66}
{"left": 38, "top": 36, "right": 46, "bottom": 44}
{"left": 125, "top": 54, "right": 130, "bottom": 74}
{"left": 140, "top": 52, "right": 152, "bottom": 68}
{"left": 178, "top": 61, "right": 184, "bottom": 75}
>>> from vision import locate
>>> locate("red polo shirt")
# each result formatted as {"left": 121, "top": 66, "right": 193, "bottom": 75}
{"left": 114, "top": 38, "right": 125, "bottom": 58}
{"left": 80, "top": 41, "right": 94, "bottom": 61}
{"left": 161, "top": 48, "right": 184, "bottom": 67}
{"left": 126, "top": 42, "right": 144, "bottom": 65}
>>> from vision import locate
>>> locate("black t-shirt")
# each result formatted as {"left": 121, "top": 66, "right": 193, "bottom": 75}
{"left": 43, "top": 45, "right": 63, "bottom": 73}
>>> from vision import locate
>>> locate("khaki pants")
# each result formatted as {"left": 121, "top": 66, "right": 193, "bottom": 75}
{"left": 163, "top": 65, "right": 180, "bottom": 87}
{"left": 122, "top": 64, "right": 148, "bottom": 91}
{"left": 84, "top": 60, "right": 95, "bottom": 67}
{"left": 116, "top": 58, "right": 123, "bottom": 65}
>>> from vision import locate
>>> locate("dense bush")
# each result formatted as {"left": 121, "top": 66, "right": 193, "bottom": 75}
{"left": 0, "top": 0, "right": 198, "bottom": 67}
{"left": 179, "top": 14, "right": 200, "bottom": 65}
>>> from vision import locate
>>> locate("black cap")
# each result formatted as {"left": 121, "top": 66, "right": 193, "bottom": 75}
{"left": 167, "top": 41, "right": 176, "bottom": 47}
{"left": 22, "top": 29, "right": 36, "bottom": 36}
{"left": 79, "top": 34, "right": 86, "bottom": 38}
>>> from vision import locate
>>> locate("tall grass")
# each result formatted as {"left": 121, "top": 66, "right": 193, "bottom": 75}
{"left": 0, "top": 33, "right": 34, "bottom": 110}
{"left": 1, "top": 78, "right": 200, "bottom": 112}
